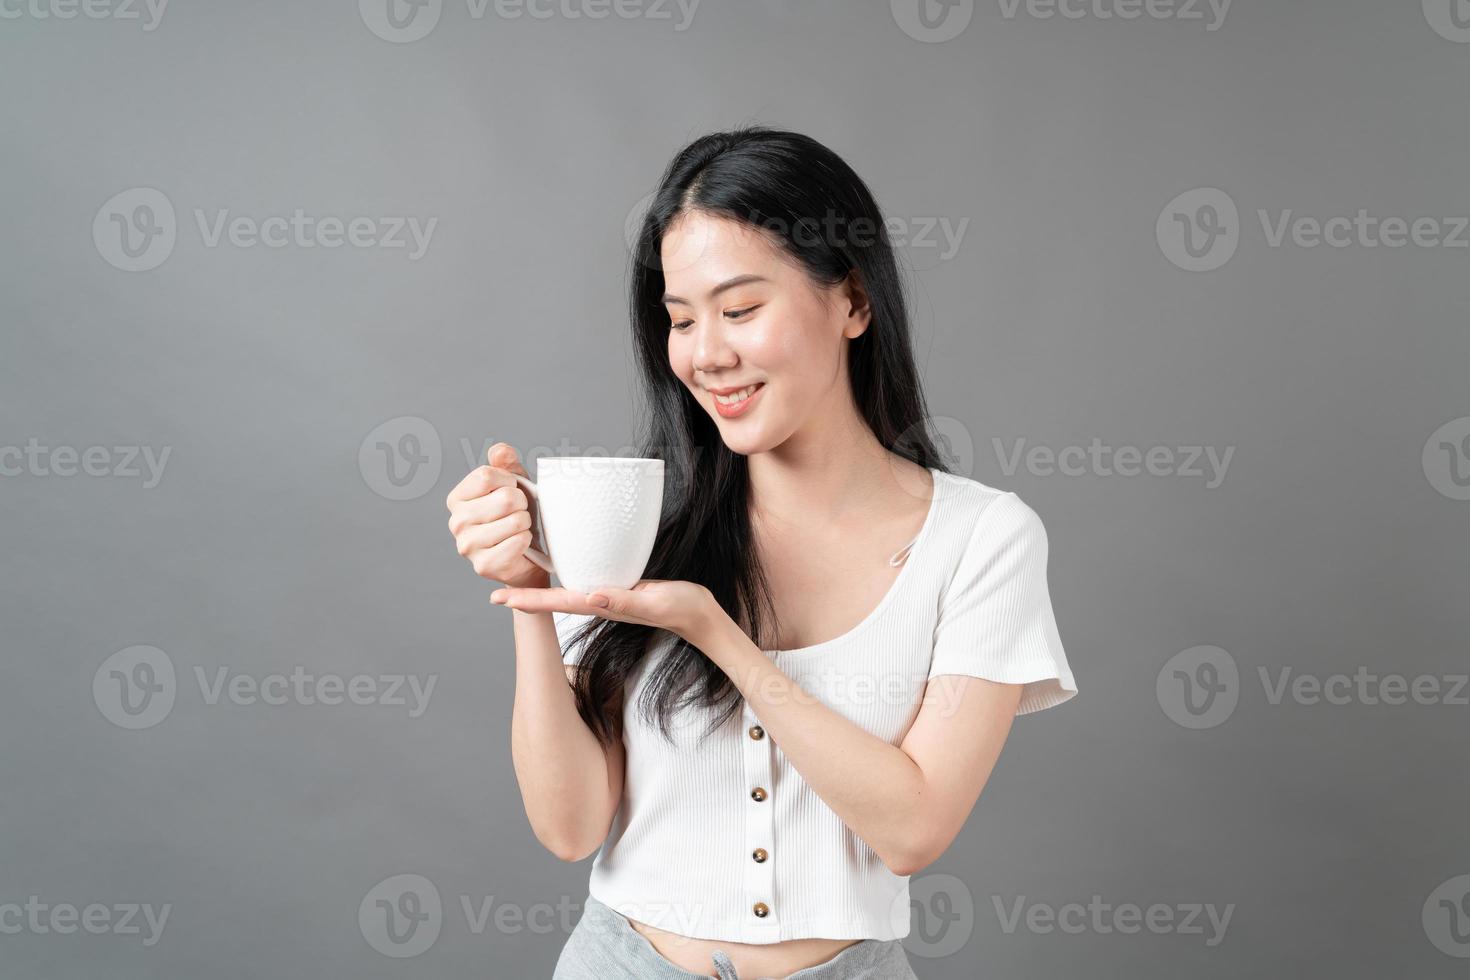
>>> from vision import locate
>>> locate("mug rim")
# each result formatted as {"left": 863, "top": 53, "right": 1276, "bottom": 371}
{"left": 537, "top": 456, "right": 663, "bottom": 465}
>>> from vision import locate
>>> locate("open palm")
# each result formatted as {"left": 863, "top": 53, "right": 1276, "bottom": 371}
{"left": 490, "top": 578, "right": 715, "bottom": 643}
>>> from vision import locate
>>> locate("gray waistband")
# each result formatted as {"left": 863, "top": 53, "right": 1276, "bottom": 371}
{"left": 572, "top": 893, "right": 912, "bottom": 980}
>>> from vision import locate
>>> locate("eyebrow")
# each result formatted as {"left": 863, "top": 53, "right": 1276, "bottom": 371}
{"left": 661, "top": 274, "right": 769, "bottom": 306}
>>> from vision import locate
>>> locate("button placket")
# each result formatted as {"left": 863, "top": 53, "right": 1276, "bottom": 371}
{"left": 741, "top": 701, "right": 778, "bottom": 940}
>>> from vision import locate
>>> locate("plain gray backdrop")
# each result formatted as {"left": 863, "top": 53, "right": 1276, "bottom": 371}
{"left": 2, "top": 0, "right": 1467, "bottom": 977}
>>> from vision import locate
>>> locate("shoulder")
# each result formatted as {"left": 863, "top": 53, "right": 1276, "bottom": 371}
{"left": 930, "top": 471, "right": 1047, "bottom": 547}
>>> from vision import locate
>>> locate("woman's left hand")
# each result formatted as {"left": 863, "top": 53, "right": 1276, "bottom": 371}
{"left": 490, "top": 579, "right": 720, "bottom": 646}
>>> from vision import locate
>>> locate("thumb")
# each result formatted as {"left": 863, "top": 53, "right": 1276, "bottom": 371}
{"left": 585, "top": 589, "right": 622, "bottom": 611}
{"left": 486, "top": 441, "right": 528, "bottom": 478}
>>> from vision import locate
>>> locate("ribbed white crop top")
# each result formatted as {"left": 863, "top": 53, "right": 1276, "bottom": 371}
{"left": 553, "top": 469, "right": 1077, "bottom": 944}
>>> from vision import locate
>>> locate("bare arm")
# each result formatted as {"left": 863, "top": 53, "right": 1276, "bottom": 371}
{"left": 696, "top": 613, "right": 1020, "bottom": 877}
{"left": 507, "top": 604, "right": 624, "bottom": 862}
{"left": 446, "top": 442, "right": 623, "bottom": 863}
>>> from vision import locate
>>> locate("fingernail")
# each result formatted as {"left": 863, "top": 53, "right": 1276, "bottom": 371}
{"left": 490, "top": 591, "right": 506, "bottom": 603}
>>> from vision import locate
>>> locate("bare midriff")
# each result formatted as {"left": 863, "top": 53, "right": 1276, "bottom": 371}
{"left": 623, "top": 913, "right": 860, "bottom": 978}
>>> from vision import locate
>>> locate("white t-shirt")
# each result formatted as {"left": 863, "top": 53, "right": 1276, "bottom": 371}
{"left": 554, "top": 468, "right": 1077, "bottom": 943}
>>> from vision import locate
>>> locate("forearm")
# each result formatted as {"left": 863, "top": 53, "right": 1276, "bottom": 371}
{"left": 695, "top": 613, "right": 935, "bottom": 876}
{"left": 508, "top": 608, "right": 614, "bottom": 860}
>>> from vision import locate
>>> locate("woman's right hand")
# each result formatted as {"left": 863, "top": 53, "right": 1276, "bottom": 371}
{"left": 446, "top": 442, "right": 551, "bottom": 590}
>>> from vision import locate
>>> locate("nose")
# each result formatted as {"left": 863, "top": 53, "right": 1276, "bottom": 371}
{"left": 690, "top": 316, "right": 738, "bottom": 376}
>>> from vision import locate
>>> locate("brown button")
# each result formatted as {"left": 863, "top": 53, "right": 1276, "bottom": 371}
{"left": 752, "top": 848, "right": 768, "bottom": 863}
{"left": 752, "top": 902, "right": 770, "bottom": 918}
{"left": 748, "top": 725, "right": 764, "bottom": 740}
{"left": 750, "top": 786, "right": 767, "bottom": 802}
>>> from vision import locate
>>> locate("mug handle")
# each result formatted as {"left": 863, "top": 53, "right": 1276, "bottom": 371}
{"left": 512, "top": 473, "right": 555, "bottom": 576}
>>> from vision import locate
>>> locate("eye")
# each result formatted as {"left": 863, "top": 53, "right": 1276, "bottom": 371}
{"left": 670, "top": 319, "right": 693, "bottom": 332}
{"left": 725, "top": 305, "right": 758, "bottom": 320}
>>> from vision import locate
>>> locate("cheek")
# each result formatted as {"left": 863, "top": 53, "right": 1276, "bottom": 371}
{"left": 760, "top": 311, "right": 827, "bottom": 377}
{"left": 667, "top": 332, "right": 692, "bottom": 381}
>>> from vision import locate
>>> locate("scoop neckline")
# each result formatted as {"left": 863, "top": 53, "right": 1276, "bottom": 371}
{"left": 765, "top": 466, "right": 946, "bottom": 658}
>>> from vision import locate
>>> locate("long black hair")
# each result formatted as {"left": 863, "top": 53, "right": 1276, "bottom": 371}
{"left": 565, "top": 125, "right": 952, "bottom": 746}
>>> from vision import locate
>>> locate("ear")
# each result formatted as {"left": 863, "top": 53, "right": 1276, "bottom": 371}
{"left": 839, "top": 269, "right": 872, "bottom": 339}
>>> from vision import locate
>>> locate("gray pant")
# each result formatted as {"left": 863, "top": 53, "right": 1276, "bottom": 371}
{"left": 553, "top": 893, "right": 918, "bottom": 980}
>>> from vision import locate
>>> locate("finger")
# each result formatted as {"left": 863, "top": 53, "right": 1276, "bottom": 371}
{"left": 489, "top": 586, "right": 595, "bottom": 613}
{"left": 445, "top": 462, "right": 520, "bottom": 509}
{"left": 453, "top": 511, "right": 533, "bottom": 557}
{"left": 448, "top": 487, "right": 530, "bottom": 535}
{"left": 487, "top": 441, "right": 529, "bottom": 479}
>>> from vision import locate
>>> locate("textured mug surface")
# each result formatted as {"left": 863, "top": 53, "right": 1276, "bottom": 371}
{"left": 517, "top": 457, "right": 664, "bottom": 593}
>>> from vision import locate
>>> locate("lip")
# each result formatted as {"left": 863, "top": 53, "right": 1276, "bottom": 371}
{"left": 710, "top": 382, "right": 765, "bottom": 419}
{"left": 704, "top": 383, "right": 764, "bottom": 395}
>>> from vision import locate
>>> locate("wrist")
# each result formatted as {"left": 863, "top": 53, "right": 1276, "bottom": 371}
{"left": 686, "top": 589, "right": 727, "bottom": 650}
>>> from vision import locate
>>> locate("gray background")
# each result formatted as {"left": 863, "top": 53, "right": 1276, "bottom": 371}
{"left": 2, "top": 0, "right": 1467, "bottom": 976}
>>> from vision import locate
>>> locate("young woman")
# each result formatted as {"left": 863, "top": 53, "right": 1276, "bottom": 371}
{"left": 446, "top": 126, "right": 1078, "bottom": 979}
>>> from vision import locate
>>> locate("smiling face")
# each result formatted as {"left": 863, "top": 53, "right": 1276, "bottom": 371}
{"left": 660, "top": 210, "right": 872, "bottom": 457}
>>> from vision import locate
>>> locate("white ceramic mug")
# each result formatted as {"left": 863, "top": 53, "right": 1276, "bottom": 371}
{"left": 512, "top": 457, "right": 665, "bottom": 593}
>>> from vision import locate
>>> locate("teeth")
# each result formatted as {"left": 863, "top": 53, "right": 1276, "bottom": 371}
{"left": 713, "top": 384, "right": 761, "bottom": 405}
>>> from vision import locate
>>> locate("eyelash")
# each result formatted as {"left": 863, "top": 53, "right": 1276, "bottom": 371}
{"left": 670, "top": 306, "right": 758, "bottom": 332}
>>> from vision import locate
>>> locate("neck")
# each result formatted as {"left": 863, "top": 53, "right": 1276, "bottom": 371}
{"left": 745, "top": 391, "right": 907, "bottom": 531}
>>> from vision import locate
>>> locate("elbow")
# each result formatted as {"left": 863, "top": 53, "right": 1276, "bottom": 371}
{"left": 546, "top": 840, "right": 598, "bottom": 863}
{"left": 536, "top": 829, "right": 602, "bottom": 864}
{"left": 884, "top": 853, "right": 930, "bottom": 878}
{"left": 551, "top": 844, "right": 597, "bottom": 864}
{"left": 882, "top": 839, "right": 940, "bottom": 878}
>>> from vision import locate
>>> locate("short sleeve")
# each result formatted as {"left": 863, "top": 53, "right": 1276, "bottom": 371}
{"left": 926, "top": 492, "right": 1077, "bottom": 715}
{"left": 553, "top": 611, "right": 598, "bottom": 667}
